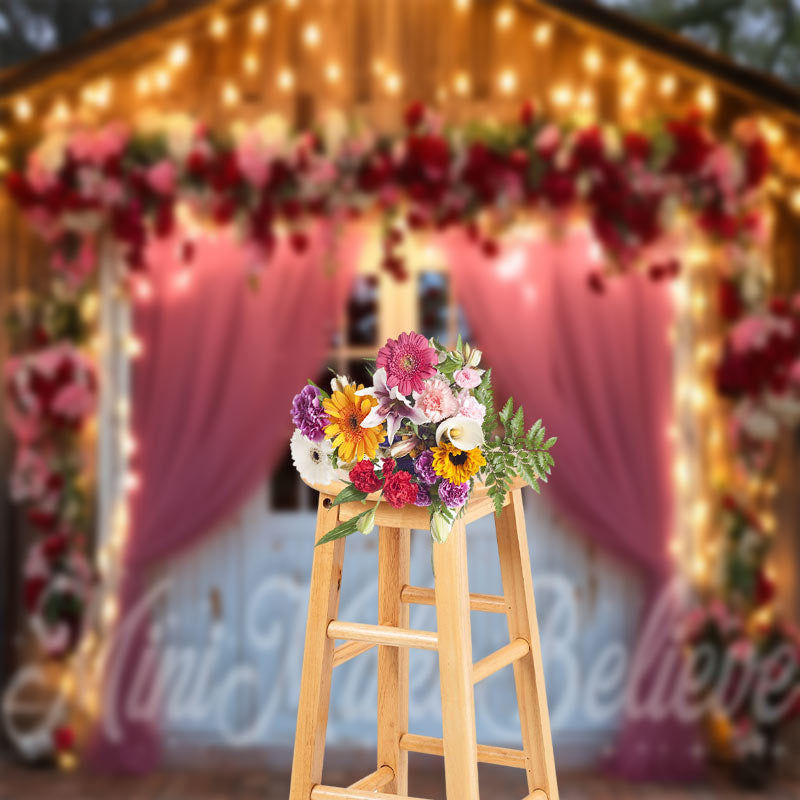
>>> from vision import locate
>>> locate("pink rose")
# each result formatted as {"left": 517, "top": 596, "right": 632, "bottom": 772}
{"left": 454, "top": 367, "right": 483, "bottom": 389}
{"left": 147, "top": 160, "right": 177, "bottom": 195}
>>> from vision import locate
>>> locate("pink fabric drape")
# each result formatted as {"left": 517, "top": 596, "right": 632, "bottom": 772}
{"left": 445, "top": 227, "right": 704, "bottom": 782}
{"left": 87, "top": 225, "right": 355, "bottom": 772}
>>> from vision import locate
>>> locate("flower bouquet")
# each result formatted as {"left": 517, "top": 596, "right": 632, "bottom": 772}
{"left": 289, "top": 332, "right": 555, "bottom": 545}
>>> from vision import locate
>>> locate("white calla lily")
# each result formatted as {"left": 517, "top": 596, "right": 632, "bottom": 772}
{"left": 435, "top": 415, "right": 484, "bottom": 451}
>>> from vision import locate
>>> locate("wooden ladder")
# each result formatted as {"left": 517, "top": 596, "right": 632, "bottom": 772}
{"left": 289, "top": 485, "right": 559, "bottom": 800}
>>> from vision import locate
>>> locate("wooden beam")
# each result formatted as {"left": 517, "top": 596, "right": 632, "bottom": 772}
{"left": 312, "top": 787, "right": 431, "bottom": 800}
{"left": 332, "top": 640, "right": 376, "bottom": 668}
{"left": 348, "top": 765, "right": 394, "bottom": 791}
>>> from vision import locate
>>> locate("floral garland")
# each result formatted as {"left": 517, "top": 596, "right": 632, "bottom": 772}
{"left": 289, "top": 333, "right": 555, "bottom": 543}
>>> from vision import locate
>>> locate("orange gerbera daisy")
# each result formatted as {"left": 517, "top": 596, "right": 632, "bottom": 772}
{"left": 323, "top": 383, "right": 384, "bottom": 463}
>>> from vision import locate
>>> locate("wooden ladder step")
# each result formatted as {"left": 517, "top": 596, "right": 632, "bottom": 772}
{"left": 327, "top": 620, "right": 438, "bottom": 650}
{"left": 400, "top": 584, "right": 507, "bottom": 614}
{"left": 311, "top": 787, "right": 431, "bottom": 800}
{"left": 524, "top": 792, "right": 548, "bottom": 800}
{"left": 332, "top": 640, "right": 376, "bottom": 668}
{"left": 348, "top": 765, "right": 394, "bottom": 790}
{"left": 399, "top": 733, "right": 527, "bottom": 769}
{"left": 472, "top": 638, "right": 530, "bottom": 684}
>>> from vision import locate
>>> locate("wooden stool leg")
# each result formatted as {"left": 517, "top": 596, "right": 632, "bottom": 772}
{"left": 495, "top": 489, "right": 559, "bottom": 800}
{"left": 433, "top": 519, "right": 481, "bottom": 800}
{"left": 289, "top": 496, "right": 346, "bottom": 800}
{"left": 377, "top": 526, "right": 411, "bottom": 794}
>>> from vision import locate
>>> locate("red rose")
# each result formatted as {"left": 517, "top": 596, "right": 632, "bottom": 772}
{"left": 745, "top": 137, "right": 769, "bottom": 189}
{"left": 666, "top": 116, "right": 712, "bottom": 174}
{"left": 519, "top": 100, "right": 536, "bottom": 127}
{"left": 349, "top": 460, "right": 384, "bottom": 493}
{"left": 404, "top": 101, "right": 426, "bottom": 131}
{"left": 571, "top": 126, "right": 605, "bottom": 170}
{"left": 52, "top": 726, "right": 75, "bottom": 752}
{"left": 383, "top": 471, "right": 418, "bottom": 509}
{"left": 718, "top": 279, "right": 744, "bottom": 322}
{"left": 623, "top": 131, "right": 651, "bottom": 162}
{"left": 755, "top": 570, "right": 777, "bottom": 607}
{"left": 541, "top": 170, "right": 575, "bottom": 208}
{"left": 23, "top": 576, "right": 46, "bottom": 612}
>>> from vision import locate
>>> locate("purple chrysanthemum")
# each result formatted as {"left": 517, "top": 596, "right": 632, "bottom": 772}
{"left": 414, "top": 484, "right": 432, "bottom": 507}
{"left": 414, "top": 450, "right": 437, "bottom": 485}
{"left": 438, "top": 479, "right": 469, "bottom": 508}
{"left": 291, "top": 385, "right": 329, "bottom": 442}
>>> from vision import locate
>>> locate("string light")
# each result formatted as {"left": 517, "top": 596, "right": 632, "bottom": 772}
{"left": 659, "top": 73, "right": 677, "bottom": 97}
{"left": 454, "top": 0, "right": 470, "bottom": 9}
{"left": 169, "top": 42, "right": 189, "bottom": 68}
{"left": 222, "top": 81, "right": 240, "bottom": 106}
{"left": 697, "top": 84, "right": 716, "bottom": 113}
{"left": 251, "top": 8, "right": 269, "bottom": 35}
{"left": 209, "top": 14, "right": 228, "bottom": 38}
{"left": 790, "top": 188, "right": 800, "bottom": 213}
{"left": 577, "top": 88, "right": 595, "bottom": 110}
{"left": 303, "top": 23, "right": 321, "bottom": 47}
{"left": 243, "top": 51, "right": 259, "bottom": 75}
{"left": 136, "top": 74, "right": 152, "bottom": 96}
{"left": 372, "top": 59, "right": 386, "bottom": 77}
{"left": 15, "top": 97, "right": 32, "bottom": 121}
{"left": 550, "top": 84, "right": 573, "bottom": 108}
{"left": 50, "top": 99, "right": 71, "bottom": 124}
{"left": 498, "top": 69, "right": 517, "bottom": 95}
{"left": 125, "top": 336, "right": 144, "bottom": 358}
{"left": 384, "top": 72, "right": 402, "bottom": 95}
{"left": 533, "top": 22, "right": 552, "bottom": 46}
{"left": 325, "top": 62, "right": 342, "bottom": 83}
{"left": 286, "top": 0, "right": 299, "bottom": 8}
{"left": 155, "top": 70, "right": 171, "bottom": 91}
{"left": 496, "top": 6, "right": 514, "bottom": 29}
{"left": 583, "top": 47, "right": 602, "bottom": 73}
{"left": 277, "top": 68, "right": 295, "bottom": 92}
{"left": 453, "top": 71, "right": 471, "bottom": 96}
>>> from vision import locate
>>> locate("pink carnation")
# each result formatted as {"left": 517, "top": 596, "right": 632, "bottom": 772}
{"left": 454, "top": 367, "right": 483, "bottom": 389}
{"left": 457, "top": 392, "right": 486, "bottom": 423}
{"left": 416, "top": 377, "right": 458, "bottom": 423}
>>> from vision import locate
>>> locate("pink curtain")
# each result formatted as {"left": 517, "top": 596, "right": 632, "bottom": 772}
{"left": 87, "top": 224, "right": 356, "bottom": 772}
{"left": 444, "top": 228, "right": 704, "bottom": 782}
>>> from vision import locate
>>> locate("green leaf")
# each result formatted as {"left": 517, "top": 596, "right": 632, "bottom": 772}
{"left": 331, "top": 484, "right": 369, "bottom": 506}
{"left": 316, "top": 508, "right": 374, "bottom": 546}
{"left": 499, "top": 397, "right": 514, "bottom": 425}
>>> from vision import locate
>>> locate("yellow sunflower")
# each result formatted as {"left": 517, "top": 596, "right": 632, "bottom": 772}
{"left": 323, "top": 383, "right": 384, "bottom": 463}
{"left": 431, "top": 443, "right": 486, "bottom": 484}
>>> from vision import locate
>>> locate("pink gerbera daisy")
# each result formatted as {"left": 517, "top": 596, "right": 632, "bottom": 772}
{"left": 376, "top": 332, "right": 438, "bottom": 395}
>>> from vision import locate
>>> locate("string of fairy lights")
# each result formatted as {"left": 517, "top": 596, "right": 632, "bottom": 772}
{"left": 0, "top": 0, "right": 793, "bottom": 759}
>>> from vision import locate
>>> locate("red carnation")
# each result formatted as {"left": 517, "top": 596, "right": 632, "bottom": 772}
{"left": 541, "top": 170, "right": 575, "bottom": 208}
{"left": 383, "top": 470, "right": 418, "bottom": 509}
{"left": 745, "top": 137, "right": 769, "bottom": 189}
{"left": 666, "top": 116, "right": 712, "bottom": 175}
{"left": 718, "top": 279, "right": 744, "bottom": 322}
{"left": 519, "top": 100, "right": 536, "bottom": 127}
{"left": 349, "top": 460, "right": 384, "bottom": 493}
{"left": 381, "top": 458, "right": 396, "bottom": 478}
{"left": 43, "top": 533, "right": 70, "bottom": 563}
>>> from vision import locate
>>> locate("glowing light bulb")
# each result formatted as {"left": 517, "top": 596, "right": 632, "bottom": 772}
{"left": 659, "top": 73, "right": 677, "bottom": 96}
{"left": 222, "top": 81, "right": 240, "bottom": 106}
{"left": 303, "top": 23, "right": 321, "bottom": 47}
{"left": 251, "top": 9, "right": 269, "bottom": 35}
{"left": 286, "top": 0, "right": 299, "bottom": 8}
{"left": 243, "top": 51, "right": 259, "bottom": 75}
{"left": 498, "top": 68, "right": 517, "bottom": 95}
{"left": 790, "top": 188, "right": 800, "bottom": 213}
{"left": 51, "top": 99, "right": 70, "bottom": 123}
{"left": 15, "top": 97, "right": 32, "bottom": 121}
{"left": 697, "top": 84, "right": 716, "bottom": 113}
{"left": 620, "top": 57, "right": 639, "bottom": 78}
{"left": 577, "top": 89, "right": 595, "bottom": 109}
{"left": 384, "top": 72, "right": 402, "bottom": 95}
{"left": 454, "top": 71, "right": 471, "bottom": 96}
{"left": 169, "top": 42, "right": 189, "bottom": 68}
{"left": 126, "top": 336, "right": 144, "bottom": 358}
{"left": 583, "top": 47, "right": 602, "bottom": 73}
{"left": 496, "top": 6, "right": 514, "bottom": 29}
{"left": 277, "top": 68, "right": 295, "bottom": 92}
{"left": 209, "top": 14, "right": 228, "bottom": 38}
{"left": 325, "top": 62, "right": 341, "bottom": 83}
{"left": 454, "top": 0, "right": 470, "bottom": 10}
{"left": 155, "top": 70, "right": 171, "bottom": 91}
{"left": 124, "top": 472, "right": 141, "bottom": 493}
{"left": 533, "top": 22, "right": 552, "bottom": 46}
{"left": 137, "top": 74, "right": 152, "bottom": 95}
{"left": 550, "top": 84, "right": 573, "bottom": 107}
{"left": 174, "top": 269, "right": 193, "bottom": 292}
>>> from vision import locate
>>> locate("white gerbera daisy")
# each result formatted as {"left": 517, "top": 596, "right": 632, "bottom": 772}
{"left": 290, "top": 429, "right": 336, "bottom": 485}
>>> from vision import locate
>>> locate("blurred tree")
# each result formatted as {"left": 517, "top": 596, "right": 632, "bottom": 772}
{"left": 601, "top": 0, "right": 800, "bottom": 85}
{"left": 0, "top": 0, "right": 153, "bottom": 69}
